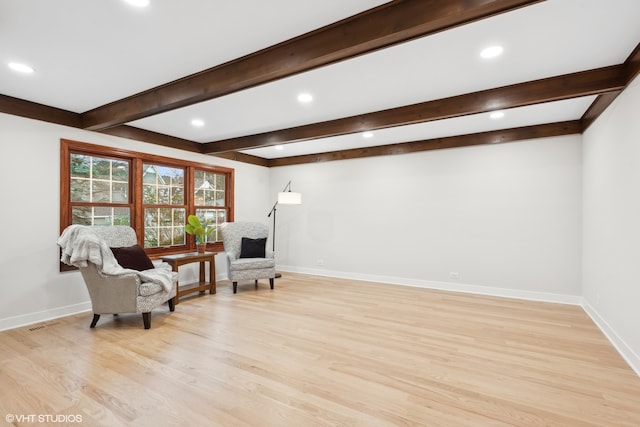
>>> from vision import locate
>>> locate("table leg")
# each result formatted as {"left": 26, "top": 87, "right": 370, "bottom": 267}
{"left": 173, "top": 265, "right": 181, "bottom": 304}
{"left": 210, "top": 256, "right": 216, "bottom": 294}
{"left": 199, "top": 261, "right": 205, "bottom": 294}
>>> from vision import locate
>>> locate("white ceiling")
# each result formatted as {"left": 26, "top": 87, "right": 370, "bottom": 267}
{"left": 2, "top": 0, "right": 639, "bottom": 160}
{"left": 0, "top": 0, "right": 389, "bottom": 111}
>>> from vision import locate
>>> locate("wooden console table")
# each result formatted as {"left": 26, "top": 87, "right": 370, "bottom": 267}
{"left": 160, "top": 252, "right": 217, "bottom": 304}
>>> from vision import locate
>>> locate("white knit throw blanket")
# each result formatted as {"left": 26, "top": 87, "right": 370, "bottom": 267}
{"left": 57, "top": 225, "right": 173, "bottom": 292}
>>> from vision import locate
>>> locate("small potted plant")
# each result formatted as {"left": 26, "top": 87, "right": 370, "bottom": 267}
{"left": 185, "top": 214, "right": 216, "bottom": 253}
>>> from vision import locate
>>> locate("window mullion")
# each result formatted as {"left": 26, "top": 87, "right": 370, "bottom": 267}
{"left": 187, "top": 166, "right": 195, "bottom": 251}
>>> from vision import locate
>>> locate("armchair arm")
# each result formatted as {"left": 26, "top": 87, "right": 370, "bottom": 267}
{"left": 80, "top": 263, "right": 139, "bottom": 313}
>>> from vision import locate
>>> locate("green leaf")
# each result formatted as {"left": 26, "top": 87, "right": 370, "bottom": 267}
{"left": 185, "top": 214, "right": 210, "bottom": 242}
{"left": 187, "top": 215, "right": 201, "bottom": 227}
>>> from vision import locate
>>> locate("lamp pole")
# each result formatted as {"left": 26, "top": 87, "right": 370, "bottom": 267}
{"left": 267, "top": 201, "right": 277, "bottom": 252}
{"left": 267, "top": 181, "right": 301, "bottom": 279}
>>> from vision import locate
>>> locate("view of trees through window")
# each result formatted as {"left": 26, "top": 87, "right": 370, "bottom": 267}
{"left": 61, "top": 139, "right": 234, "bottom": 255}
{"left": 70, "top": 154, "right": 131, "bottom": 226}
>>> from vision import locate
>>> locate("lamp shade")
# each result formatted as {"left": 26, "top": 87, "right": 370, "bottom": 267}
{"left": 277, "top": 191, "right": 302, "bottom": 205}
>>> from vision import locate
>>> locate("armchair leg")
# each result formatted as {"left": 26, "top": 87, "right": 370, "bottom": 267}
{"left": 168, "top": 297, "right": 175, "bottom": 312}
{"left": 142, "top": 312, "right": 151, "bottom": 329}
{"left": 270, "top": 278, "right": 274, "bottom": 289}
{"left": 233, "top": 282, "right": 238, "bottom": 293}
{"left": 255, "top": 279, "right": 258, "bottom": 289}
{"left": 90, "top": 314, "right": 100, "bottom": 328}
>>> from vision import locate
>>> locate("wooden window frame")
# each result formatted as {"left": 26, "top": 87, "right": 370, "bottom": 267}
{"left": 60, "top": 139, "right": 234, "bottom": 262}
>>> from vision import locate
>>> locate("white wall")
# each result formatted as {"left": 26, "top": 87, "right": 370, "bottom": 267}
{"left": 271, "top": 135, "right": 583, "bottom": 302}
{"left": 0, "top": 113, "right": 269, "bottom": 330}
{"left": 2, "top": 88, "right": 638, "bottom": 374}
{"left": 582, "top": 75, "right": 640, "bottom": 373}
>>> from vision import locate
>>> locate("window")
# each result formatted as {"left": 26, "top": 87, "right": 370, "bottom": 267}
{"left": 194, "top": 169, "right": 228, "bottom": 243}
{"left": 142, "top": 164, "right": 186, "bottom": 248}
{"left": 60, "top": 139, "right": 234, "bottom": 259}
{"left": 69, "top": 153, "right": 131, "bottom": 226}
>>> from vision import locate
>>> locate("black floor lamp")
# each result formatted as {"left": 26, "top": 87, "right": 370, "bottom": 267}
{"left": 267, "top": 180, "right": 302, "bottom": 277}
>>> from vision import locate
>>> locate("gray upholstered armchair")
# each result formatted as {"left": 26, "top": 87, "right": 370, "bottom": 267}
{"left": 220, "top": 222, "right": 275, "bottom": 293}
{"left": 58, "top": 225, "right": 177, "bottom": 329}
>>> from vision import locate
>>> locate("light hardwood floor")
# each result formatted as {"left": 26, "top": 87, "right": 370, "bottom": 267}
{"left": 1, "top": 273, "right": 639, "bottom": 426}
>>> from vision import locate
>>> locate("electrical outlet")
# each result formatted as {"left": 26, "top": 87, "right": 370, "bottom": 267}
{"left": 449, "top": 272, "right": 459, "bottom": 279}
{"left": 316, "top": 259, "right": 325, "bottom": 266}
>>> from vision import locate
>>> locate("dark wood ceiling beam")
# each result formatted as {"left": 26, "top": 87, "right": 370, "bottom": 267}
{"left": 101, "top": 125, "right": 269, "bottom": 165}
{"left": 581, "top": 41, "right": 640, "bottom": 131}
{"left": 212, "top": 152, "right": 269, "bottom": 167}
{"left": 203, "top": 65, "right": 624, "bottom": 154}
{"left": 0, "top": 94, "right": 82, "bottom": 128}
{"left": 99, "top": 125, "right": 203, "bottom": 153}
{"left": 268, "top": 121, "right": 581, "bottom": 167}
{"left": 80, "top": 0, "right": 544, "bottom": 131}
{"left": 625, "top": 41, "right": 640, "bottom": 83}
{"left": 580, "top": 92, "right": 621, "bottom": 130}
{"left": 100, "top": 125, "right": 269, "bottom": 166}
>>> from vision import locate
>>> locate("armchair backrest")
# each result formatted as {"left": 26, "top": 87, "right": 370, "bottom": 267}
{"left": 91, "top": 225, "right": 138, "bottom": 247}
{"left": 220, "top": 222, "right": 269, "bottom": 258}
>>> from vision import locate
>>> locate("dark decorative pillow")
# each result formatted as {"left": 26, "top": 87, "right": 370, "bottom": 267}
{"left": 239, "top": 237, "right": 267, "bottom": 258}
{"left": 110, "top": 244, "right": 155, "bottom": 271}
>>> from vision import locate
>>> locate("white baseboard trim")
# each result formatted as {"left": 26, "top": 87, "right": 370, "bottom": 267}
{"left": 0, "top": 301, "right": 92, "bottom": 332}
{"left": 581, "top": 300, "right": 640, "bottom": 377}
{"left": 279, "top": 266, "right": 640, "bottom": 377}
{"left": 277, "top": 265, "right": 583, "bottom": 305}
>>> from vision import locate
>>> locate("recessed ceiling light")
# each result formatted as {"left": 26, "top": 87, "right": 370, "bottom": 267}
{"left": 490, "top": 111, "right": 505, "bottom": 119}
{"left": 480, "top": 45, "right": 504, "bottom": 59}
{"left": 297, "top": 93, "right": 313, "bottom": 103}
{"left": 8, "top": 62, "right": 34, "bottom": 74}
{"left": 362, "top": 132, "right": 374, "bottom": 138}
{"left": 191, "top": 119, "right": 205, "bottom": 127}
{"left": 124, "top": 0, "right": 150, "bottom": 7}
{"left": 274, "top": 145, "right": 284, "bottom": 150}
